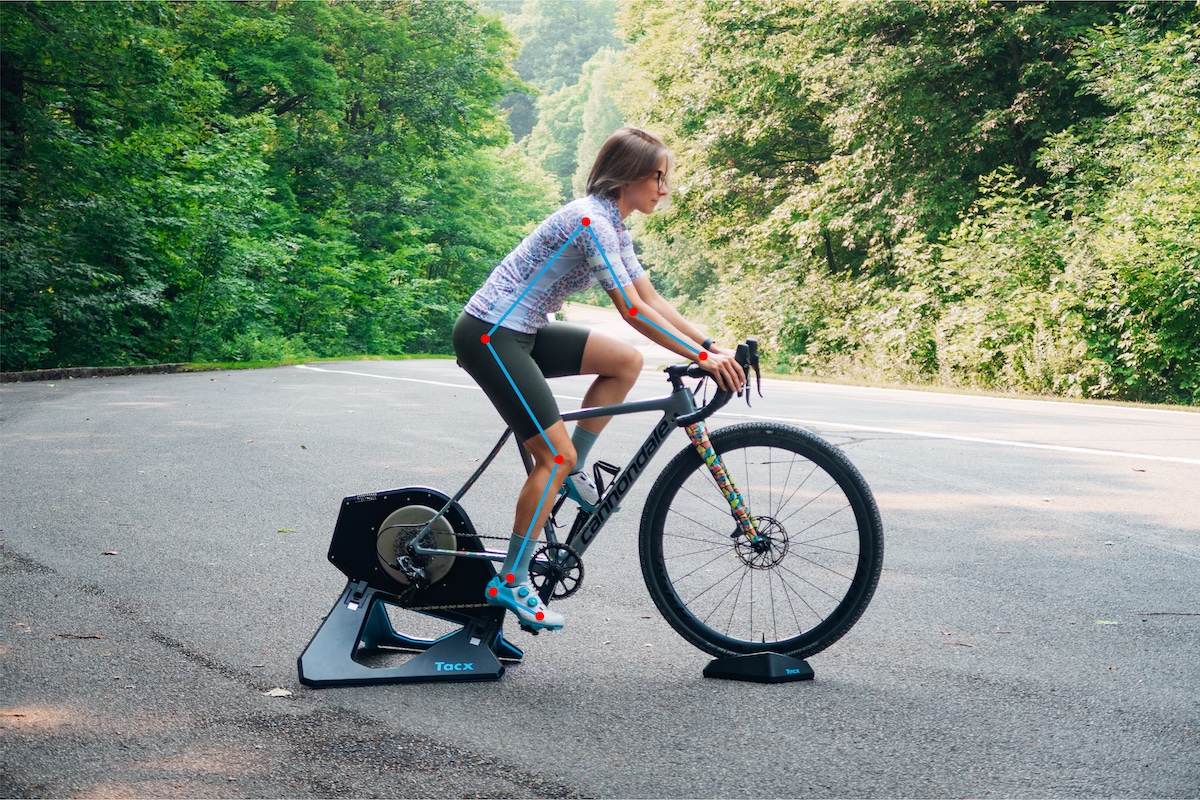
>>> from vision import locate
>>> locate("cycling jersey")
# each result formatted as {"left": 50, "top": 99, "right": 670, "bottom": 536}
{"left": 464, "top": 195, "right": 645, "bottom": 334}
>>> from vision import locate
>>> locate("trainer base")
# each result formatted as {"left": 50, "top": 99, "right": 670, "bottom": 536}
{"left": 702, "top": 652, "right": 815, "bottom": 684}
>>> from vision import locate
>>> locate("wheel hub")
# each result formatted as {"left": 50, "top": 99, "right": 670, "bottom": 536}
{"left": 732, "top": 516, "right": 788, "bottom": 569}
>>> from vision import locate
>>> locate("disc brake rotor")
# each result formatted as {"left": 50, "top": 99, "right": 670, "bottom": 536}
{"left": 732, "top": 516, "right": 789, "bottom": 569}
{"left": 375, "top": 504, "right": 456, "bottom": 586}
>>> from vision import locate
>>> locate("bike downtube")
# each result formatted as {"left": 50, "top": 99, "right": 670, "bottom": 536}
{"left": 685, "top": 421, "right": 761, "bottom": 541}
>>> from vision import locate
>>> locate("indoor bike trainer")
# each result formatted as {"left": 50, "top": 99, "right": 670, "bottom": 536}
{"left": 297, "top": 486, "right": 522, "bottom": 687}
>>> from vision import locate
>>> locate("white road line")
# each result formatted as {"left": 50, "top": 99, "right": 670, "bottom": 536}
{"left": 712, "top": 410, "right": 1200, "bottom": 465}
{"left": 296, "top": 364, "right": 474, "bottom": 390}
{"left": 297, "top": 364, "right": 1200, "bottom": 466}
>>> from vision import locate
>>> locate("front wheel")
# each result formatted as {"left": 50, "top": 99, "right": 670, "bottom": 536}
{"left": 639, "top": 423, "right": 883, "bottom": 660}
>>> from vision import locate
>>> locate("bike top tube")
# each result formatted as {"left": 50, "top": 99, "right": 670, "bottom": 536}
{"left": 561, "top": 340, "right": 756, "bottom": 428}
{"left": 559, "top": 388, "right": 692, "bottom": 425}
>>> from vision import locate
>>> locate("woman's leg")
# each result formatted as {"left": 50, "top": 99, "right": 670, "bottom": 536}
{"left": 490, "top": 422, "right": 573, "bottom": 630}
{"left": 510, "top": 421, "right": 576, "bottom": 548}
{"left": 576, "top": 332, "right": 644, "bottom": 434}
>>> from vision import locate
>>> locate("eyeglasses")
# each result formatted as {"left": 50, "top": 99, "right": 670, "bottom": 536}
{"left": 655, "top": 170, "right": 669, "bottom": 191}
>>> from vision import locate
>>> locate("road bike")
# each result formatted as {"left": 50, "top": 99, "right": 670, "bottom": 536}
{"left": 370, "top": 340, "right": 884, "bottom": 661}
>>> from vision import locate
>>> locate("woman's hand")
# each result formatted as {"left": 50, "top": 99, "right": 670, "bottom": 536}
{"left": 698, "top": 350, "right": 746, "bottom": 393}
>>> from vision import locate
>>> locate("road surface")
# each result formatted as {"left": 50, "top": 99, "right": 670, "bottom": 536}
{"left": 3, "top": 317, "right": 1198, "bottom": 797}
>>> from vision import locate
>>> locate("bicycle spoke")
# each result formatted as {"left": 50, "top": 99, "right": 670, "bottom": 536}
{"left": 644, "top": 426, "right": 882, "bottom": 659}
{"left": 777, "top": 560, "right": 854, "bottom": 603}
{"left": 776, "top": 480, "right": 839, "bottom": 527}
{"left": 665, "top": 506, "right": 728, "bottom": 538}
{"left": 678, "top": 478, "right": 733, "bottom": 517}
{"left": 687, "top": 563, "right": 746, "bottom": 620}
{"left": 772, "top": 461, "right": 821, "bottom": 520}
{"left": 786, "top": 502, "right": 855, "bottom": 539}
{"left": 792, "top": 536, "right": 863, "bottom": 558}
{"left": 775, "top": 449, "right": 798, "bottom": 521}
{"left": 773, "top": 566, "right": 807, "bottom": 637}
{"left": 727, "top": 565, "right": 749, "bottom": 638}
{"left": 666, "top": 543, "right": 731, "bottom": 560}
{"left": 662, "top": 529, "right": 731, "bottom": 549}
{"left": 668, "top": 546, "right": 737, "bottom": 586}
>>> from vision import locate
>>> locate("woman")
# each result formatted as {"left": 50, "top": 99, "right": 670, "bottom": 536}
{"left": 452, "top": 127, "right": 745, "bottom": 631}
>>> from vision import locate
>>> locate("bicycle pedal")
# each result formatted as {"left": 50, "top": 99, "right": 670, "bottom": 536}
{"left": 518, "top": 623, "right": 541, "bottom": 636}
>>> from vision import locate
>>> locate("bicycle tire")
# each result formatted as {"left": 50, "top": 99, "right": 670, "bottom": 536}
{"left": 639, "top": 422, "right": 883, "bottom": 659}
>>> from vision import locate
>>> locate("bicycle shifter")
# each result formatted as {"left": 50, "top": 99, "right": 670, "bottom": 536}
{"left": 737, "top": 339, "right": 763, "bottom": 407}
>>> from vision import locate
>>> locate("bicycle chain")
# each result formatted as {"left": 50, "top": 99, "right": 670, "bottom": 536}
{"left": 389, "top": 514, "right": 573, "bottom": 614}
{"left": 391, "top": 527, "right": 509, "bottom": 614}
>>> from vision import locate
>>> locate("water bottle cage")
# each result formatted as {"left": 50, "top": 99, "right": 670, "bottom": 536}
{"left": 591, "top": 460, "right": 622, "bottom": 498}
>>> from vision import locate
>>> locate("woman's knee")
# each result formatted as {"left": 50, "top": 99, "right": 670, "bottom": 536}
{"left": 623, "top": 347, "right": 644, "bottom": 382}
{"left": 582, "top": 333, "right": 642, "bottom": 382}
{"left": 525, "top": 425, "right": 576, "bottom": 472}
{"left": 555, "top": 443, "right": 578, "bottom": 473}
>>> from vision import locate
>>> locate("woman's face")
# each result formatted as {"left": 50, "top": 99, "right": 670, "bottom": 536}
{"left": 617, "top": 156, "right": 670, "bottom": 218}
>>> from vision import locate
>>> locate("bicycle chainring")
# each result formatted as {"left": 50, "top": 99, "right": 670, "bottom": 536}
{"left": 529, "top": 542, "right": 585, "bottom": 600}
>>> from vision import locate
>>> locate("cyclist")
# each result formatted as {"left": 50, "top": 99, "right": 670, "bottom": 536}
{"left": 451, "top": 127, "right": 745, "bottom": 631}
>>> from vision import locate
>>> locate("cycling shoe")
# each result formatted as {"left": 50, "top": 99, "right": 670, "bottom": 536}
{"left": 562, "top": 469, "right": 600, "bottom": 510}
{"left": 484, "top": 576, "right": 564, "bottom": 631}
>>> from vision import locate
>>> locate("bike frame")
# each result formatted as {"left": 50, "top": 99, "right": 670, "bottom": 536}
{"left": 411, "top": 378, "right": 703, "bottom": 564}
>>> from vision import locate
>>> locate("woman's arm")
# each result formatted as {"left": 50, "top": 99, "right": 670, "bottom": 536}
{"left": 606, "top": 281, "right": 744, "bottom": 392}
{"left": 632, "top": 274, "right": 733, "bottom": 356}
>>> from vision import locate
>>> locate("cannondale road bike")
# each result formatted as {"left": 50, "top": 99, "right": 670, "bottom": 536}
{"left": 385, "top": 340, "right": 884, "bottom": 661}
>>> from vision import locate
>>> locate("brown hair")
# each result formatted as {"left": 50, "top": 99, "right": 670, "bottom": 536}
{"left": 586, "top": 127, "right": 672, "bottom": 199}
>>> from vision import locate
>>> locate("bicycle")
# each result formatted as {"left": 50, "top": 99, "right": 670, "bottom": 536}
{"left": 373, "top": 339, "right": 884, "bottom": 662}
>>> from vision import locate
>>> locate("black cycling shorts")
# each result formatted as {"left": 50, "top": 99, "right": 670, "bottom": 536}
{"left": 452, "top": 312, "right": 590, "bottom": 442}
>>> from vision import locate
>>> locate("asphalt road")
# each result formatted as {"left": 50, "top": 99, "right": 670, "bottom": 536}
{"left": 3, "top": 339, "right": 1198, "bottom": 797}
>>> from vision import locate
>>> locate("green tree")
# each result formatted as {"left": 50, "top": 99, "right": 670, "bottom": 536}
{"left": 1, "top": 0, "right": 559, "bottom": 370}
{"left": 494, "top": 0, "right": 620, "bottom": 141}
{"left": 1040, "top": 7, "right": 1200, "bottom": 401}
{"left": 571, "top": 48, "right": 626, "bottom": 198}
{"left": 1, "top": 1, "right": 274, "bottom": 369}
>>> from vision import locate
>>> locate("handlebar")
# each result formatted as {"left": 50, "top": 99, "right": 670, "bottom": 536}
{"left": 672, "top": 338, "right": 762, "bottom": 426}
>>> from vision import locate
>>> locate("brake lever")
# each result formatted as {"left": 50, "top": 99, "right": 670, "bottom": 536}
{"left": 736, "top": 339, "right": 763, "bottom": 408}
{"left": 747, "top": 358, "right": 762, "bottom": 407}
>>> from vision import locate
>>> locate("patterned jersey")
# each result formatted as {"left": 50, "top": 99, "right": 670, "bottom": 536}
{"left": 464, "top": 195, "right": 645, "bottom": 334}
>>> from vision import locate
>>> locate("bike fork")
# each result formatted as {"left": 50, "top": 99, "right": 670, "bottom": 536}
{"left": 685, "top": 421, "right": 762, "bottom": 542}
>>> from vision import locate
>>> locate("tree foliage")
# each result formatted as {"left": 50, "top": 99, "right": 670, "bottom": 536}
{"left": 1, "top": 0, "right": 556, "bottom": 370}
{"left": 616, "top": 0, "right": 1198, "bottom": 403}
{"left": 3, "top": 0, "right": 1194, "bottom": 404}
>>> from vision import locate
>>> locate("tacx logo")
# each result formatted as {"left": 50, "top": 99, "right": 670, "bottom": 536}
{"left": 435, "top": 661, "right": 474, "bottom": 671}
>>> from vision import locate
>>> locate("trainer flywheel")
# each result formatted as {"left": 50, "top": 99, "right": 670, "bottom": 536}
{"left": 375, "top": 504, "right": 456, "bottom": 586}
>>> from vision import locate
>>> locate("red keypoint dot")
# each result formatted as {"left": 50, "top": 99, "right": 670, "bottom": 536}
{"left": 698, "top": 351, "right": 709, "bottom": 361}
{"left": 628, "top": 307, "right": 638, "bottom": 317}
{"left": 480, "top": 334, "right": 491, "bottom": 344}
{"left": 488, "top": 586, "right": 499, "bottom": 597}
{"left": 581, "top": 217, "right": 591, "bottom": 226}
{"left": 536, "top": 611, "right": 545, "bottom": 621}
{"left": 505, "top": 573, "right": 515, "bottom": 584}
{"left": 554, "top": 455, "right": 564, "bottom": 464}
